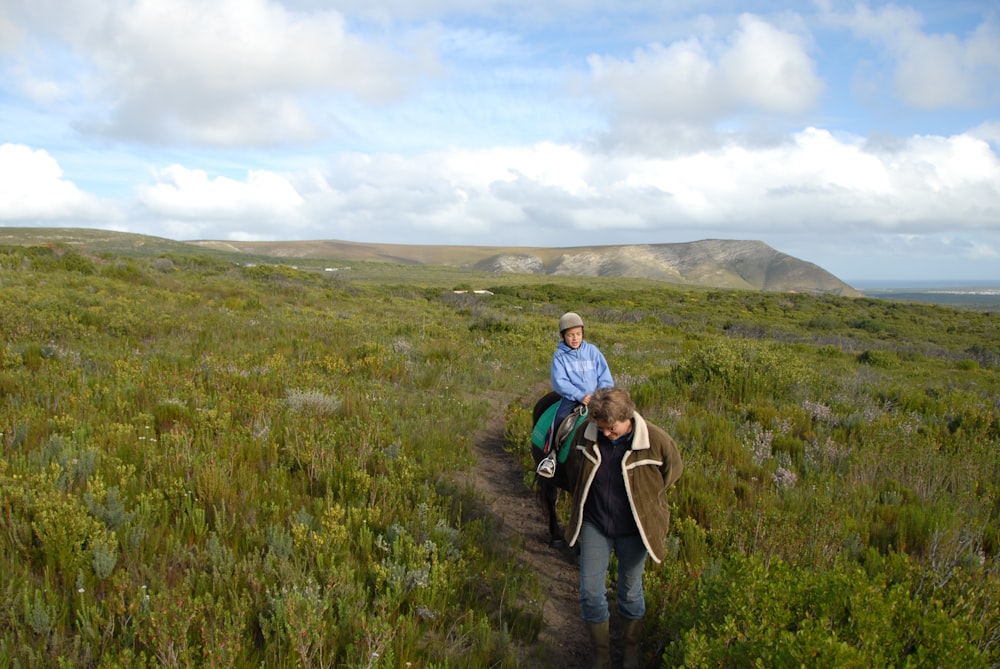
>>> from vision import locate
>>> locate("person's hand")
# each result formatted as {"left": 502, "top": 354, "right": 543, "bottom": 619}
{"left": 581, "top": 394, "right": 593, "bottom": 405}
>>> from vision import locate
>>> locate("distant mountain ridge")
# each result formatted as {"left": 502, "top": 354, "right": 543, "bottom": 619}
{"left": 0, "top": 227, "right": 859, "bottom": 296}
{"left": 191, "top": 237, "right": 860, "bottom": 296}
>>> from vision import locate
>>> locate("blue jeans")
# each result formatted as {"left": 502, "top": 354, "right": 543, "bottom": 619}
{"left": 554, "top": 398, "right": 579, "bottom": 428}
{"left": 578, "top": 521, "right": 648, "bottom": 623}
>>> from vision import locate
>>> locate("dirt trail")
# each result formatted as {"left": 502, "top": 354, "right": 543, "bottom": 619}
{"left": 467, "top": 393, "right": 591, "bottom": 668}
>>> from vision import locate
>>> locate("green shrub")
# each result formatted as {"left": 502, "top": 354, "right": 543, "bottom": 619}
{"left": 673, "top": 339, "right": 814, "bottom": 404}
{"left": 659, "top": 553, "right": 990, "bottom": 668}
{"left": 771, "top": 433, "right": 805, "bottom": 470}
{"left": 857, "top": 349, "right": 897, "bottom": 368}
{"left": 808, "top": 314, "right": 842, "bottom": 330}
{"left": 1, "top": 242, "right": 998, "bottom": 667}
{"left": 20, "top": 342, "right": 45, "bottom": 371}
{"left": 56, "top": 250, "right": 97, "bottom": 275}
{"left": 100, "top": 261, "right": 148, "bottom": 283}
{"left": 851, "top": 317, "right": 884, "bottom": 333}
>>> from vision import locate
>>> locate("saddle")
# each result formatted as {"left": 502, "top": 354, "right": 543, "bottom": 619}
{"left": 532, "top": 403, "right": 588, "bottom": 464}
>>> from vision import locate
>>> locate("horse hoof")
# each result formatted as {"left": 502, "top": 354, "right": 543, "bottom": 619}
{"left": 549, "top": 538, "right": 568, "bottom": 549}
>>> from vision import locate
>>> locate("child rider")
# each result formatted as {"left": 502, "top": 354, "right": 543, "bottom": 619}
{"left": 537, "top": 312, "right": 614, "bottom": 478}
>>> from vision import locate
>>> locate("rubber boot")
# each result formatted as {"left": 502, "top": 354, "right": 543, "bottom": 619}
{"left": 587, "top": 620, "right": 611, "bottom": 669}
{"left": 622, "top": 617, "right": 643, "bottom": 669}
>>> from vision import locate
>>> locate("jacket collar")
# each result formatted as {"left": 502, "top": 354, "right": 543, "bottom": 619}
{"left": 583, "top": 411, "right": 650, "bottom": 450}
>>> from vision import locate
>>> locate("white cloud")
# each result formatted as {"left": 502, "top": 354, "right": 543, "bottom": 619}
{"left": 893, "top": 22, "right": 1000, "bottom": 109}
{"left": 0, "top": 13, "right": 24, "bottom": 55}
{"left": 15, "top": 72, "right": 66, "bottom": 105}
{"left": 1, "top": 1, "right": 998, "bottom": 280}
{"left": 718, "top": 14, "right": 822, "bottom": 114}
{"left": 588, "top": 13, "right": 821, "bottom": 129}
{"left": 267, "top": 127, "right": 999, "bottom": 248}
{"left": 588, "top": 39, "right": 719, "bottom": 122}
{"left": 107, "top": 0, "right": 414, "bottom": 99}
{"left": 449, "top": 143, "right": 591, "bottom": 194}
{"left": 0, "top": 143, "right": 114, "bottom": 221}
{"left": 136, "top": 165, "right": 304, "bottom": 222}
{"left": 4, "top": 119, "right": 998, "bottom": 267}
{"left": 6, "top": 0, "right": 434, "bottom": 145}
{"left": 831, "top": 3, "right": 1000, "bottom": 109}
{"left": 969, "top": 120, "right": 1000, "bottom": 145}
{"left": 968, "top": 241, "right": 999, "bottom": 261}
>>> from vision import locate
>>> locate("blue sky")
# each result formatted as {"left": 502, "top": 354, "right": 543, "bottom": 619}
{"left": 1, "top": 0, "right": 998, "bottom": 283}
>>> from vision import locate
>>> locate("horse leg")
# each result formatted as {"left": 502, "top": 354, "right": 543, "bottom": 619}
{"left": 541, "top": 482, "right": 567, "bottom": 548}
{"left": 532, "top": 390, "right": 570, "bottom": 548}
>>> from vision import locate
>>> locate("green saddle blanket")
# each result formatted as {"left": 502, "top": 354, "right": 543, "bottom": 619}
{"left": 531, "top": 402, "right": 587, "bottom": 464}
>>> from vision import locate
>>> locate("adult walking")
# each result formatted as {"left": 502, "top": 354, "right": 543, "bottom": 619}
{"left": 566, "top": 387, "right": 683, "bottom": 669}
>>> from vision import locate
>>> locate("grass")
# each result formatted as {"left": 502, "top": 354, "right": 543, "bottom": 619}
{"left": 0, "top": 239, "right": 998, "bottom": 668}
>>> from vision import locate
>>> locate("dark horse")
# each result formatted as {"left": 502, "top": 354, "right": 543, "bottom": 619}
{"left": 531, "top": 391, "right": 585, "bottom": 548}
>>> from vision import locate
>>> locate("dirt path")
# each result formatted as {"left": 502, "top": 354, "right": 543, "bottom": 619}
{"left": 467, "top": 392, "right": 592, "bottom": 669}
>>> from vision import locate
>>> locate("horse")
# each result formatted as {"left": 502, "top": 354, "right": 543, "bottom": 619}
{"left": 530, "top": 391, "right": 585, "bottom": 548}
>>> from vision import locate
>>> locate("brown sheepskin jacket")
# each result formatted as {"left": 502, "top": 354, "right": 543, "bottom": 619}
{"left": 566, "top": 412, "right": 683, "bottom": 563}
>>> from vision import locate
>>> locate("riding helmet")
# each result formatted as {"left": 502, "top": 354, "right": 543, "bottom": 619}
{"left": 558, "top": 312, "right": 584, "bottom": 334}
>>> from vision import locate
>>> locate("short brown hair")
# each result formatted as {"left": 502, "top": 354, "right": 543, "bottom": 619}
{"left": 588, "top": 387, "right": 635, "bottom": 424}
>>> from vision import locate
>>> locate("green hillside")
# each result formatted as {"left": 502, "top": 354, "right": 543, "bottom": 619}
{"left": 0, "top": 227, "right": 860, "bottom": 295}
{"left": 0, "top": 241, "right": 998, "bottom": 667}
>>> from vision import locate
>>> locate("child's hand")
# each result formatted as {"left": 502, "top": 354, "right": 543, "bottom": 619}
{"left": 581, "top": 394, "right": 593, "bottom": 405}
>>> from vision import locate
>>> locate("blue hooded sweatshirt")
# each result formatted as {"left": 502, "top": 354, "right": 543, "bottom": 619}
{"left": 551, "top": 339, "right": 614, "bottom": 413}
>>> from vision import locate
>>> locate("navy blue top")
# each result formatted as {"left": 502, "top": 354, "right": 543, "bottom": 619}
{"left": 583, "top": 429, "right": 639, "bottom": 537}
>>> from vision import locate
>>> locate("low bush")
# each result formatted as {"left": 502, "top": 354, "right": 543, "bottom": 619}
{"left": 1, "top": 241, "right": 998, "bottom": 667}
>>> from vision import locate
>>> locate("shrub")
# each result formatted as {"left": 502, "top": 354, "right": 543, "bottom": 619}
{"left": 56, "top": 250, "right": 97, "bottom": 275}
{"left": 807, "top": 314, "right": 842, "bottom": 330}
{"left": 771, "top": 433, "right": 805, "bottom": 470}
{"left": 857, "top": 349, "right": 897, "bottom": 368}
{"left": 673, "top": 339, "right": 814, "bottom": 404}
{"left": 1, "top": 243, "right": 998, "bottom": 667}
{"left": 851, "top": 318, "right": 884, "bottom": 333}
{"left": 659, "top": 553, "right": 990, "bottom": 668}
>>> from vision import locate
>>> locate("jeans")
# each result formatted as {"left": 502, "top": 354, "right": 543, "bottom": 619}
{"left": 554, "top": 397, "right": 579, "bottom": 427}
{"left": 551, "top": 399, "right": 580, "bottom": 446}
{"left": 578, "top": 521, "right": 648, "bottom": 623}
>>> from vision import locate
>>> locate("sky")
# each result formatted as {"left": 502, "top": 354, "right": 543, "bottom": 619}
{"left": 1, "top": 0, "right": 999, "bottom": 283}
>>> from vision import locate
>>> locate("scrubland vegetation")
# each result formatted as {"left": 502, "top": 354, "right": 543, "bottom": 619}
{"left": 1, "top": 241, "right": 998, "bottom": 668}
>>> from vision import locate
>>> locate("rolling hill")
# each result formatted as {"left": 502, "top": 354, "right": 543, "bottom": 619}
{"left": 0, "top": 227, "right": 860, "bottom": 295}
{"left": 190, "top": 237, "right": 860, "bottom": 295}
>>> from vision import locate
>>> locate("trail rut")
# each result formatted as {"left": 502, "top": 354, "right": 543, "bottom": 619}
{"left": 465, "top": 394, "right": 590, "bottom": 668}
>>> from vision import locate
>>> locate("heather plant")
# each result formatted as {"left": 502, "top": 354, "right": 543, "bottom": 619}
{"left": 1, "top": 241, "right": 998, "bottom": 667}
{"left": 1, "top": 244, "right": 543, "bottom": 667}
{"left": 497, "top": 279, "right": 998, "bottom": 666}
{"left": 656, "top": 550, "right": 992, "bottom": 668}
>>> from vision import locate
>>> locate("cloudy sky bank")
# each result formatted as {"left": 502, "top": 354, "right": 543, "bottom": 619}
{"left": 1, "top": 0, "right": 998, "bottom": 283}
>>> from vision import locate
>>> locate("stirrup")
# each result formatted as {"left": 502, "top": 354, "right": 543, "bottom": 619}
{"left": 555, "top": 404, "right": 587, "bottom": 445}
{"left": 536, "top": 456, "right": 556, "bottom": 478}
